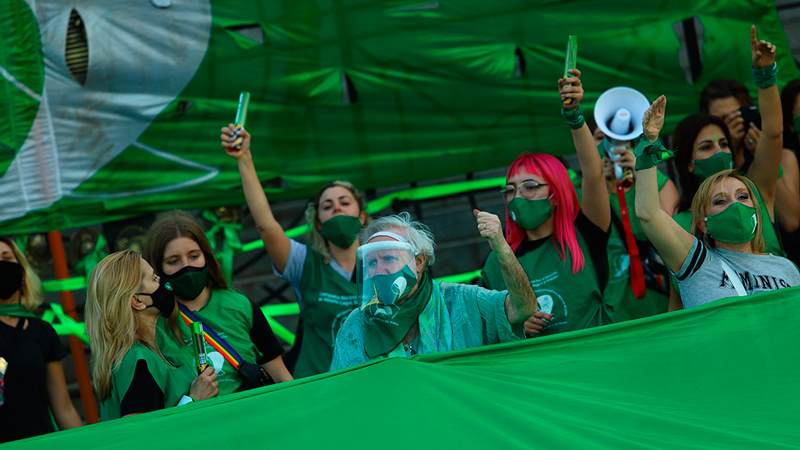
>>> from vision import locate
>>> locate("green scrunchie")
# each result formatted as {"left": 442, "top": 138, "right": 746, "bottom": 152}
{"left": 562, "top": 105, "right": 585, "bottom": 130}
{"left": 634, "top": 135, "right": 675, "bottom": 170}
{"left": 752, "top": 62, "right": 778, "bottom": 89}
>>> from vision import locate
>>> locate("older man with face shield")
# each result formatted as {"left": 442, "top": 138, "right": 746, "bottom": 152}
{"left": 330, "top": 211, "right": 549, "bottom": 370}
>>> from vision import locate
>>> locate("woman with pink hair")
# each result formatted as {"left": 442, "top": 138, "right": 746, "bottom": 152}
{"left": 481, "top": 68, "right": 611, "bottom": 337}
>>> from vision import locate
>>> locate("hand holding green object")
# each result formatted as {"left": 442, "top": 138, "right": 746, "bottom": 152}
{"left": 221, "top": 122, "right": 251, "bottom": 160}
{"left": 558, "top": 68, "right": 583, "bottom": 112}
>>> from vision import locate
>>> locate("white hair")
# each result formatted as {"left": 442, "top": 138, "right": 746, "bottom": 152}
{"left": 359, "top": 212, "right": 436, "bottom": 268}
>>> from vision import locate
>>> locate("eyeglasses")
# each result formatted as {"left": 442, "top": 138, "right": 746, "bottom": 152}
{"left": 501, "top": 181, "right": 548, "bottom": 202}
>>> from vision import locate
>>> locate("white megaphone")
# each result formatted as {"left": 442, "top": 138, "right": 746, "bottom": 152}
{"left": 594, "top": 87, "right": 650, "bottom": 186}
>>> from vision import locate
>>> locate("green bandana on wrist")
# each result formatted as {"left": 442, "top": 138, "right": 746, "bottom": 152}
{"left": 363, "top": 270, "right": 433, "bottom": 358}
{"left": 752, "top": 62, "right": 778, "bottom": 89}
{"left": 633, "top": 135, "right": 674, "bottom": 170}
{"left": 562, "top": 105, "right": 585, "bottom": 130}
{"left": 320, "top": 215, "right": 363, "bottom": 249}
{"left": 0, "top": 303, "right": 37, "bottom": 318}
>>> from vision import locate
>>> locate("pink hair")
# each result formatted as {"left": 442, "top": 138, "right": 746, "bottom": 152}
{"left": 505, "top": 152, "right": 584, "bottom": 274}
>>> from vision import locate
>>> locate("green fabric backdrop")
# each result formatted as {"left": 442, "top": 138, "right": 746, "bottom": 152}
{"left": 0, "top": 0, "right": 797, "bottom": 234}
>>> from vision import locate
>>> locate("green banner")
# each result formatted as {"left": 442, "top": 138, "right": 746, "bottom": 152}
{"left": 7, "top": 286, "right": 800, "bottom": 448}
{"left": 0, "top": 0, "right": 795, "bottom": 234}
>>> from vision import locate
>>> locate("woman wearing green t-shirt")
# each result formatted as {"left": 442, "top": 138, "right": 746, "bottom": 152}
{"left": 481, "top": 68, "right": 611, "bottom": 336}
{"left": 221, "top": 124, "right": 370, "bottom": 378}
{"left": 145, "top": 211, "right": 293, "bottom": 394}
{"left": 85, "top": 250, "right": 218, "bottom": 421}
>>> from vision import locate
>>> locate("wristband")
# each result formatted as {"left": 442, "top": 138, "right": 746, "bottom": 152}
{"left": 633, "top": 134, "right": 674, "bottom": 170}
{"left": 562, "top": 105, "right": 585, "bottom": 130}
{"left": 177, "top": 395, "right": 196, "bottom": 406}
{"left": 752, "top": 62, "right": 778, "bottom": 89}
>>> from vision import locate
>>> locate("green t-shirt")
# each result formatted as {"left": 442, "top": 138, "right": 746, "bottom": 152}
{"left": 158, "top": 289, "right": 262, "bottom": 396}
{"left": 481, "top": 213, "right": 608, "bottom": 336}
{"left": 603, "top": 171, "right": 670, "bottom": 322}
{"left": 294, "top": 248, "right": 359, "bottom": 378}
{"left": 100, "top": 343, "right": 195, "bottom": 421}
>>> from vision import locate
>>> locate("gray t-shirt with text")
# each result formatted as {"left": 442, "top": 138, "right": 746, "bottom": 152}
{"left": 675, "top": 237, "right": 800, "bottom": 308}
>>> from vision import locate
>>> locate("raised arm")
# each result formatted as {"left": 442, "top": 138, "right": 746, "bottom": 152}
{"left": 473, "top": 209, "right": 544, "bottom": 324}
{"left": 746, "top": 25, "right": 782, "bottom": 217}
{"left": 221, "top": 124, "right": 292, "bottom": 272}
{"left": 560, "top": 69, "right": 610, "bottom": 231}
{"left": 775, "top": 149, "right": 800, "bottom": 232}
{"left": 634, "top": 96, "right": 695, "bottom": 273}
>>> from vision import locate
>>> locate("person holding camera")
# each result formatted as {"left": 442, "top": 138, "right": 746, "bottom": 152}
{"left": 700, "top": 68, "right": 800, "bottom": 237}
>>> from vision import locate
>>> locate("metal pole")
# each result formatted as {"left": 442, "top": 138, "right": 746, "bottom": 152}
{"left": 46, "top": 231, "right": 99, "bottom": 424}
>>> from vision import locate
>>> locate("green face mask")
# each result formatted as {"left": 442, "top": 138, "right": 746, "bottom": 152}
{"left": 692, "top": 152, "right": 734, "bottom": 182}
{"left": 362, "top": 269, "right": 432, "bottom": 358}
{"left": 163, "top": 264, "right": 209, "bottom": 300}
{"left": 320, "top": 214, "right": 363, "bottom": 249}
{"left": 705, "top": 202, "right": 758, "bottom": 244}
{"left": 507, "top": 196, "right": 552, "bottom": 230}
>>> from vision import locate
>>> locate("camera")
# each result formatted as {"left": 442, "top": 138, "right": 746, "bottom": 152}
{"left": 738, "top": 105, "right": 762, "bottom": 130}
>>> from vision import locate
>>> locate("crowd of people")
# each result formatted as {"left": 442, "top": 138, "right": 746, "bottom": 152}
{"left": 2, "top": 25, "right": 800, "bottom": 441}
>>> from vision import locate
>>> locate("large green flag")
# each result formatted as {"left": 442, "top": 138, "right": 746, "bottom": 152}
{"left": 6, "top": 286, "right": 800, "bottom": 449}
{"left": 1, "top": 0, "right": 796, "bottom": 234}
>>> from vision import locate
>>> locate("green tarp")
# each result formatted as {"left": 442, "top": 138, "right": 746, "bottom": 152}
{"left": 7, "top": 286, "right": 800, "bottom": 449}
{"left": 1, "top": 0, "right": 797, "bottom": 234}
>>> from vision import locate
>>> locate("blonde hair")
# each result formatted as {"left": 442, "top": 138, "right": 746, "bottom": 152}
{"left": 303, "top": 181, "right": 370, "bottom": 264}
{"left": 85, "top": 250, "right": 172, "bottom": 400}
{"left": 690, "top": 169, "right": 766, "bottom": 254}
{"left": 0, "top": 237, "right": 44, "bottom": 312}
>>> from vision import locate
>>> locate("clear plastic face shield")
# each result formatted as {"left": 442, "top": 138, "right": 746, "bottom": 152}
{"left": 356, "top": 239, "right": 419, "bottom": 309}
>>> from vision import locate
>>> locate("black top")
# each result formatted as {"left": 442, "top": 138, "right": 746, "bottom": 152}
{"left": 249, "top": 300, "right": 284, "bottom": 365}
{"left": 0, "top": 317, "right": 68, "bottom": 443}
{"left": 120, "top": 359, "right": 165, "bottom": 416}
{"left": 514, "top": 211, "right": 610, "bottom": 292}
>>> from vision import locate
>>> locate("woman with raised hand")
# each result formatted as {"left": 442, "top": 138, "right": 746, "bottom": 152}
{"left": 0, "top": 237, "right": 82, "bottom": 442}
{"left": 635, "top": 102, "right": 800, "bottom": 305}
{"left": 481, "top": 68, "right": 611, "bottom": 336}
{"left": 85, "top": 250, "right": 218, "bottom": 420}
{"left": 667, "top": 26, "right": 787, "bottom": 308}
{"left": 146, "top": 211, "right": 292, "bottom": 393}
{"left": 221, "top": 125, "right": 369, "bottom": 378}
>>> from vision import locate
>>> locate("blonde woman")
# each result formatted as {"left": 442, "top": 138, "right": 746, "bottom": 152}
{"left": 635, "top": 95, "right": 800, "bottom": 306}
{"left": 85, "top": 251, "right": 218, "bottom": 421}
{"left": 0, "top": 237, "right": 82, "bottom": 443}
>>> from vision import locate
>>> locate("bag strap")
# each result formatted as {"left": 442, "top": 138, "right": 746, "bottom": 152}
{"left": 717, "top": 257, "right": 747, "bottom": 297}
{"left": 178, "top": 304, "right": 245, "bottom": 370}
{"left": 615, "top": 183, "right": 646, "bottom": 299}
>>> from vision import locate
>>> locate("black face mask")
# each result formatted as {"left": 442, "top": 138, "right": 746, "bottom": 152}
{"left": 137, "top": 280, "right": 175, "bottom": 317}
{"left": 0, "top": 260, "right": 24, "bottom": 300}
{"left": 161, "top": 264, "right": 209, "bottom": 300}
